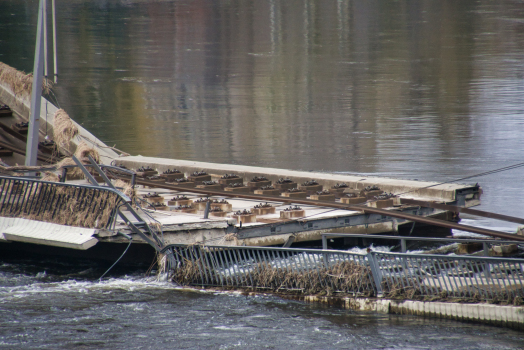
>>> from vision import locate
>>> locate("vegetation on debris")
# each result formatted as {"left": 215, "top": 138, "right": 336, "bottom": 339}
{"left": 0, "top": 62, "right": 52, "bottom": 99}
{"left": 0, "top": 178, "right": 121, "bottom": 228}
{"left": 171, "top": 253, "right": 375, "bottom": 296}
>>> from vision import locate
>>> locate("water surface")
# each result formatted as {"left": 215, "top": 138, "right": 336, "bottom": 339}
{"left": 0, "top": 258, "right": 523, "bottom": 349}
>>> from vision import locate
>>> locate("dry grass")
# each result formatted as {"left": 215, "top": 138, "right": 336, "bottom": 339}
{"left": 0, "top": 178, "right": 122, "bottom": 229}
{"left": 51, "top": 142, "right": 100, "bottom": 179}
{"left": 53, "top": 109, "right": 78, "bottom": 150}
{"left": 74, "top": 141, "right": 100, "bottom": 164}
{"left": 171, "top": 254, "right": 375, "bottom": 296}
{"left": 0, "top": 164, "right": 50, "bottom": 172}
{"left": 113, "top": 179, "right": 135, "bottom": 200}
{"left": 41, "top": 171, "right": 60, "bottom": 182}
{"left": 157, "top": 253, "right": 168, "bottom": 277}
{"left": 55, "top": 157, "right": 83, "bottom": 177}
{"left": 0, "top": 62, "right": 52, "bottom": 99}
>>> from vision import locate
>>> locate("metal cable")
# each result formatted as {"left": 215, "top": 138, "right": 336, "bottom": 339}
{"left": 396, "top": 161, "right": 524, "bottom": 196}
{"left": 98, "top": 236, "right": 132, "bottom": 282}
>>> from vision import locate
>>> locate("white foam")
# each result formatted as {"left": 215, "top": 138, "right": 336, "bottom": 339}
{"left": 0, "top": 276, "right": 177, "bottom": 303}
{"left": 346, "top": 244, "right": 392, "bottom": 254}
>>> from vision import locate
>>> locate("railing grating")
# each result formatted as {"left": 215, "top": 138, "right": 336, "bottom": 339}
{"left": 164, "top": 244, "right": 524, "bottom": 302}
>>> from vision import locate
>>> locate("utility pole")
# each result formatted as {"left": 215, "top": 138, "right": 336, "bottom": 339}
{"left": 26, "top": 0, "right": 45, "bottom": 167}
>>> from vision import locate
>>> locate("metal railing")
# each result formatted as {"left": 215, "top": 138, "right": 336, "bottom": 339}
{"left": 163, "top": 244, "right": 524, "bottom": 302}
{"left": 321, "top": 233, "right": 524, "bottom": 256}
{"left": 164, "top": 244, "right": 376, "bottom": 296}
{"left": 0, "top": 175, "right": 126, "bottom": 229}
{"left": 373, "top": 251, "right": 524, "bottom": 301}
{"left": 60, "top": 163, "right": 137, "bottom": 186}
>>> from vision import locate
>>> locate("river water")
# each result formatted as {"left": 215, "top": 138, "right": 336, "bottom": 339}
{"left": 1, "top": 0, "right": 524, "bottom": 348}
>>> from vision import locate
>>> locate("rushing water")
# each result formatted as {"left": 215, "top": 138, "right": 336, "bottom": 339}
{"left": 1, "top": 258, "right": 523, "bottom": 349}
{"left": 1, "top": 0, "right": 524, "bottom": 348}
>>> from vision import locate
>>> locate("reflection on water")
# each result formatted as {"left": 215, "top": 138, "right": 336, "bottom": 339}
{"left": 1, "top": 1, "right": 523, "bottom": 216}
{"left": 1, "top": 1, "right": 523, "bottom": 222}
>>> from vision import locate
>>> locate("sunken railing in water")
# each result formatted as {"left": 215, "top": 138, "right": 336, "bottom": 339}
{"left": 162, "top": 244, "right": 524, "bottom": 303}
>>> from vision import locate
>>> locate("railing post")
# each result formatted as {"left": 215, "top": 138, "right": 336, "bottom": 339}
{"left": 60, "top": 168, "right": 67, "bottom": 182}
{"left": 203, "top": 201, "right": 210, "bottom": 219}
{"left": 367, "top": 251, "right": 383, "bottom": 297}
{"left": 484, "top": 261, "right": 492, "bottom": 280}
{"left": 401, "top": 239, "right": 407, "bottom": 253}
{"left": 72, "top": 156, "right": 98, "bottom": 186}
{"left": 322, "top": 235, "right": 327, "bottom": 250}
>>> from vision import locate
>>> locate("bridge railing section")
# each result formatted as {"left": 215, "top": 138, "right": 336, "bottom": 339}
{"left": 0, "top": 175, "right": 126, "bottom": 229}
{"left": 166, "top": 244, "right": 377, "bottom": 296}
{"left": 373, "top": 251, "right": 524, "bottom": 301}
{"left": 164, "top": 244, "right": 524, "bottom": 302}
